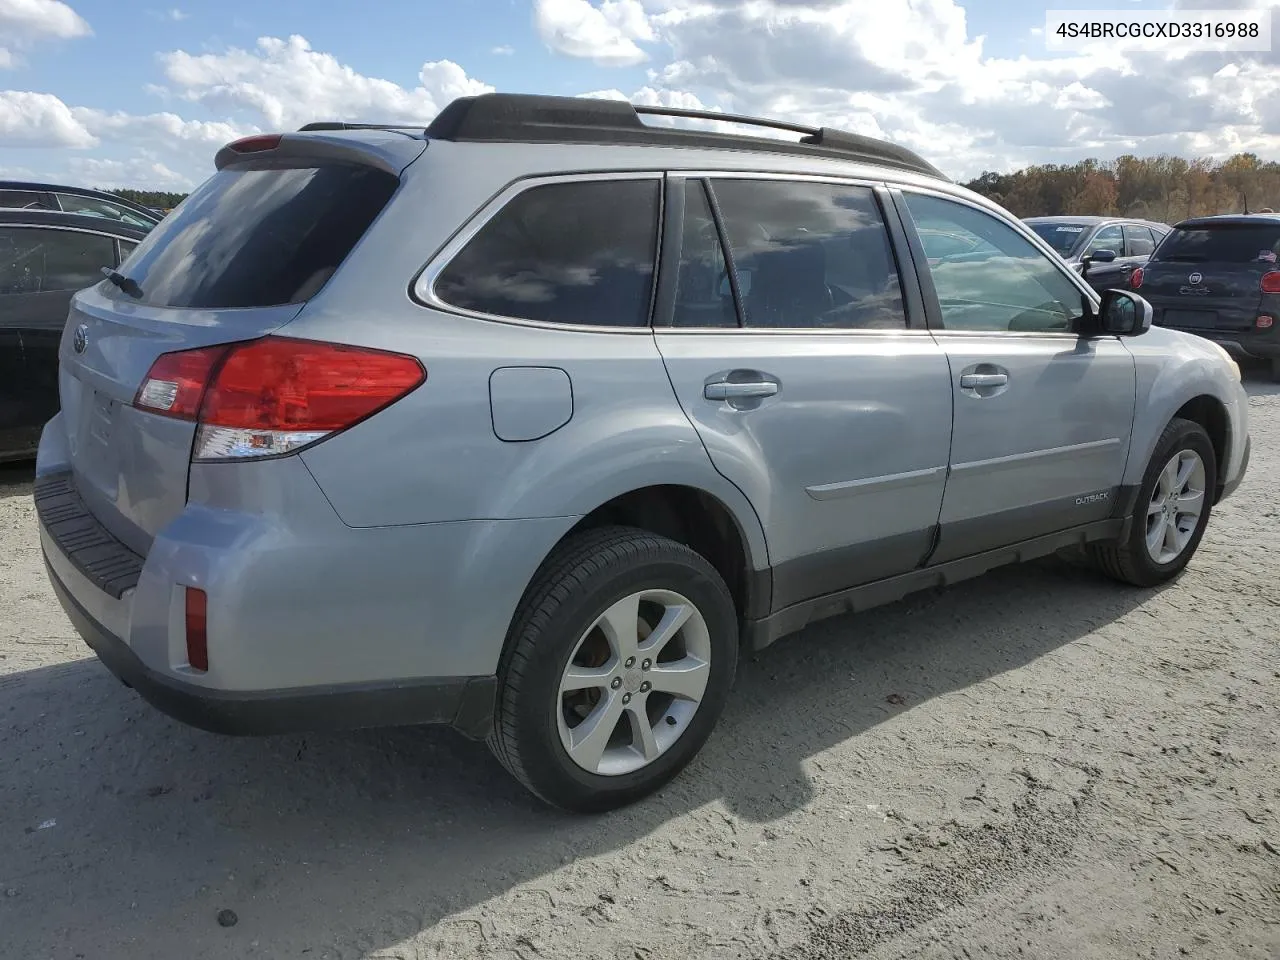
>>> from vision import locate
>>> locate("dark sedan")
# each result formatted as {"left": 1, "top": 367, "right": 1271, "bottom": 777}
{"left": 1024, "top": 215, "right": 1170, "bottom": 293}
{"left": 1132, "top": 214, "right": 1280, "bottom": 381}
{"left": 0, "top": 209, "right": 149, "bottom": 461}
{"left": 0, "top": 181, "right": 162, "bottom": 231}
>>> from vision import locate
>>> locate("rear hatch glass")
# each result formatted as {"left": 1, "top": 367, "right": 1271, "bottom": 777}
{"left": 1143, "top": 221, "right": 1280, "bottom": 330}
{"left": 58, "top": 158, "right": 401, "bottom": 556}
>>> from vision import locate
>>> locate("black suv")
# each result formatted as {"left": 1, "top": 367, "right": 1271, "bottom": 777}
{"left": 0, "top": 208, "right": 149, "bottom": 460}
{"left": 1132, "top": 214, "right": 1280, "bottom": 381}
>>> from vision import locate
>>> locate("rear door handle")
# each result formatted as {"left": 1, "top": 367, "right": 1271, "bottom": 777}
{"left": 959, "top": 373, "right": 1008, "bottom": 389}
{"left": 704, "top": 380, "right": 779, "bottom": 401}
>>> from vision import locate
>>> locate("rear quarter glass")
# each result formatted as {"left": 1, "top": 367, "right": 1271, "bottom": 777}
{"left": 109, "top": 162, "right": 399, "bottom": 309}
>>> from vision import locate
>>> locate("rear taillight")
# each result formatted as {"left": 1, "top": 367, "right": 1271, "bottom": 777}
{"left": 134, "top": 345, "right": 229, "bottom": 419}
{"left": 185, "top": 587, "right": 208, "bottom": 672}
{"left": 134, "top": 337, "right": 425, "bottom": 461}
{"left": 1258, "top": 315, "right": 1275, "bottom": 329}
{"left": 1261, "top": 271, "right": 1280, "bottom": 294}
{"left": 1129, "top": 267, "right": 1144, "bottom": 290}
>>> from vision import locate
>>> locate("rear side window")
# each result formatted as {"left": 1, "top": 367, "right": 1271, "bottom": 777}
{"left": 0, "top": 190, "right": 56, "bottom": 211}
{"left": 435, "top": 179, "right": 660, "bottom": 327}
{"left": 114, "top": 163, "right": 398, "bottom": 309}
{"left": 1154, "top": 223, "right": 1280, "bottom": 264}
{"left": 709, "top": 178, "right": 906, "bottom": 329}
{"left": 0, "top": 227, "right": 116, "bottom": 295}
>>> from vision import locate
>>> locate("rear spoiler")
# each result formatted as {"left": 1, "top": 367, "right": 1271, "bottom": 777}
{"left": 213, "top": 132, "right": 425, "bottom": 176}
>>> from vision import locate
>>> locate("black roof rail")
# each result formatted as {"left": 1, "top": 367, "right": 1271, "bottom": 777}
{"left": 423, "top": 93, "right": 946, "bottom": 180}
{"left": 296, "top": 121, "right": 426, "bottom": 133}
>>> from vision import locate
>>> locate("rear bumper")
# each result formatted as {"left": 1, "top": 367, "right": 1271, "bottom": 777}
{"left": 45, "top": 554, "right": 496, "bottom": 738}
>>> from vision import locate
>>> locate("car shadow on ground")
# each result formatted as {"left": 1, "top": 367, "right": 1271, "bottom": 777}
{"left": 2, "top": 553, "right": 1166, "bottom": 958}
{"left": 0, "top": 460, "right": 35, "bottom": 500}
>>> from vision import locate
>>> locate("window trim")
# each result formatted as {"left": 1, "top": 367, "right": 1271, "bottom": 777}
{"left": 0, "top": 222, "right": 129, "bottom": 296}
{"left": 653, "top": 170, "right": 930, "bottom": 337}
{"left": 889, "top": 185, "right": 1103, "bottom": 340}
{"left": 412, "top": 170, "right": 665, "bottom": 334}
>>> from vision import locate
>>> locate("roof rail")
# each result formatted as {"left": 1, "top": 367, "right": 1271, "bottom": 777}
{"left": 296, "top": 121, "right": 426, "bottom": 133}
{"left": 422, "top": 93, "right": 946, "bottom": 180}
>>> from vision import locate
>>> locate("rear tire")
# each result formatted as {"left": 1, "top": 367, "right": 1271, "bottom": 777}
{"left": 1090, "top": 417, "right": 1216, "bottom": 587}
{"left": 488, "top": 526, "right": 738, "bottom": 813}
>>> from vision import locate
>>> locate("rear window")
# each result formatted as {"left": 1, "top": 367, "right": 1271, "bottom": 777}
{"left": 1153, "top": 223, "right": 1280, "bottom": 264}
{"left": 113, "top": 163, "right": 398, "bottom": 308}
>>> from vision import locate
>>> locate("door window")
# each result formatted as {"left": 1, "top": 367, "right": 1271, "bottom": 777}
{"left": 436, "top": 179, "right": 660, "bottom": 327}
{"left": 1084, "top": 224, "right": 1124, "bottom": 256}
{"left": 0, "top": 227, "right": 115, "bottom": 295}
{"left": 54, "top": 194, "right": 155, "bottom": 229}
{"left": 1123, "top": 224, "right": 1156, "bottom": 257}
{"left": 0, "top": 190, "right": 56, "bottom": 211}
{"left": 902, "top": 192, "right": 1085, "bottom": 333}
{"left": 708, "top": 178, "right": 907, "bottom": 329}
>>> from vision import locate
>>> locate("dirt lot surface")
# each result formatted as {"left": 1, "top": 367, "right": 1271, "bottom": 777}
{"left": 2, "top": 376, "right": 1279, "bottom": 960}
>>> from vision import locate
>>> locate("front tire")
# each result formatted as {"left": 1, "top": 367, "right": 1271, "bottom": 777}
{"left": 1090, "top": 417, "right": 1216, "bottom": 587}
{"left": 488, "top": 526, "right": 738, "bottom": 813}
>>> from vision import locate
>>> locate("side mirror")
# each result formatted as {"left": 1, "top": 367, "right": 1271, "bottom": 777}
{"left": 1097, "top": 288, "right": 1153, "bottom": 337}
{"left": 1088, "top": 249, "right": 1118, "bottom": 263}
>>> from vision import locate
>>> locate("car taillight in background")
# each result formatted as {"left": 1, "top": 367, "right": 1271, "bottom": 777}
{"left": 1261, "top": 271, "right": 1280, "bottom": 294}
{"left": 1258, "top": 315, "right": 1275, "bottom": 330}
{"left": 133, "top": 337, "right": 426, "bottom": 461}
{"left": 1129, "top": 266, "right": 1144, "bottom": 290}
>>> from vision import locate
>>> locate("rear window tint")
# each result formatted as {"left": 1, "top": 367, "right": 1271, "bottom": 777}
{"left": 113, "top": 163, "right": 398, "bottom": 308}
{"left": 1154, "top": 223, "right": 1280, "bottom": 264}
{"left": 434, "top": 179, "right": 660, "bottom": 327}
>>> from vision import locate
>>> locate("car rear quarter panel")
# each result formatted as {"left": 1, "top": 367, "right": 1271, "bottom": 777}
{"left": 278, "top": 143, "right": 770, "bottom": 573}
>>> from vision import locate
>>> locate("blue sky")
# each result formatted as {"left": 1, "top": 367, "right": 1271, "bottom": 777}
{"left": 2, "top": 0, "right": 1277, "bottom": 189}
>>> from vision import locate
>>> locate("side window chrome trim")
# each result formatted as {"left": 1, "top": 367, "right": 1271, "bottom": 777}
{"left": 412, "top": 170, "right": 664, "bottom": 334}
{"left": 0, "top": 222, "right": 137, "bottom": 243}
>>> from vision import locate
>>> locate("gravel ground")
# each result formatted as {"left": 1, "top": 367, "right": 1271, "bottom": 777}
{"left": 2, "top": 374, "right": 1279, "bottom": 960}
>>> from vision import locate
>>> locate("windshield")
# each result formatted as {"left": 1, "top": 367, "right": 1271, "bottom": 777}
{"left": 1152, "top": 222, "right": 1280, "bottom": 264}
{"left": 1026, "top": 221, "right": 1089, "bottom": 257}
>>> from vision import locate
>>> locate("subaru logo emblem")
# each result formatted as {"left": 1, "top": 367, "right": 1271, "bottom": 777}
{"left": 1188, "top": 272, "right": 1203, "bottom": 285}
{"left": 72, "top": 323, "right": 88, "bottom": 354}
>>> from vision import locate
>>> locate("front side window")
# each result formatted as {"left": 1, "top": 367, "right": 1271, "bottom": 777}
{"left": 709, "top": 178, "right": 906, "bottom": 329}
{"left": 55, "top": 194, "right": 155, "bottom": 230}
{"left": 903, "top": 192, "right": 1084, "bottom": 333}
{"left": 435, "top": 179, "right": 660, "bottom": 328}
{"left": 0, "top": 227, "right": 116, "bottom": 296}
{"left": 1123, "top": 224, "right": 1156, "bottom": 257}
{"left": 1085, "top": 224, "right": 1124, "bottom": 256}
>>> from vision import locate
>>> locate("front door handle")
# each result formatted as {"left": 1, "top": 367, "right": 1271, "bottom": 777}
{"left": 704, "top": 380, "right": 779, "bottom": 401}
{"left": 959, "top": 372, "right": 1008, "bottom": 389}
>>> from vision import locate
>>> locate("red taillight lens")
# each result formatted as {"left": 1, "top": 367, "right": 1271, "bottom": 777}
{"left": 134, "top": 337, "right": 425, "bottom": 460}
{"left": 185, "top": 587, "right": 208, "bottom": 672}
{"left": 1261, "top": 271, "right": 1280, "bottom": 294}
{"left": 134, "top": 345, "right": 230, "bottom": 418}
{"left": 1257, "top": 315, "right": 1275, "bottom": 329}
{"left": 1129, "top": 266, "right": 1144, "bottom": 290}
{"left": 227, "top": 133, "right": 282, "bottom": 154}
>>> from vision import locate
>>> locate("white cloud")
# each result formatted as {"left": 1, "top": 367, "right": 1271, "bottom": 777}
{"left": 159, "top": 34, "right": 492, "bottom": 130}
{"left": 491, "top": 44, "right": 515, "bottom": 55}
{"left": 0, "top": 90, "right": 96, "bottom": 147}
{"left": 534, "top": 0, "right": 654, "bottom": 66}
{"left": 167, "top": 8, "right": 188, "bottom": 20}
{"left": 68, "top": 156, "right": 188, "bottom": 189}
{"left": 0, "top": 0, "right": 90, "bottom": 66}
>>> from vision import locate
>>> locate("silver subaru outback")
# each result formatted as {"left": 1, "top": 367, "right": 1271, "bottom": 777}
{"left": 34, "top": 94, "right": 1250, "bottom": 812}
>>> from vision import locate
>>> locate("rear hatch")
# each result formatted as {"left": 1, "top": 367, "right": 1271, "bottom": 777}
{"left": 1140, "top": 220, "right": 1280, "bottom": 332}
{"left": 55, "top": 133, "right": 422, "bottom": 556}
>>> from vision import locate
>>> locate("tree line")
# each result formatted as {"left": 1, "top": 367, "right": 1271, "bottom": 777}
{"left": 106, "top": 188, "right": 189, "bottom": 210}
{"left": 963, "top": 154, "right": 1280, "bottom": 223}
